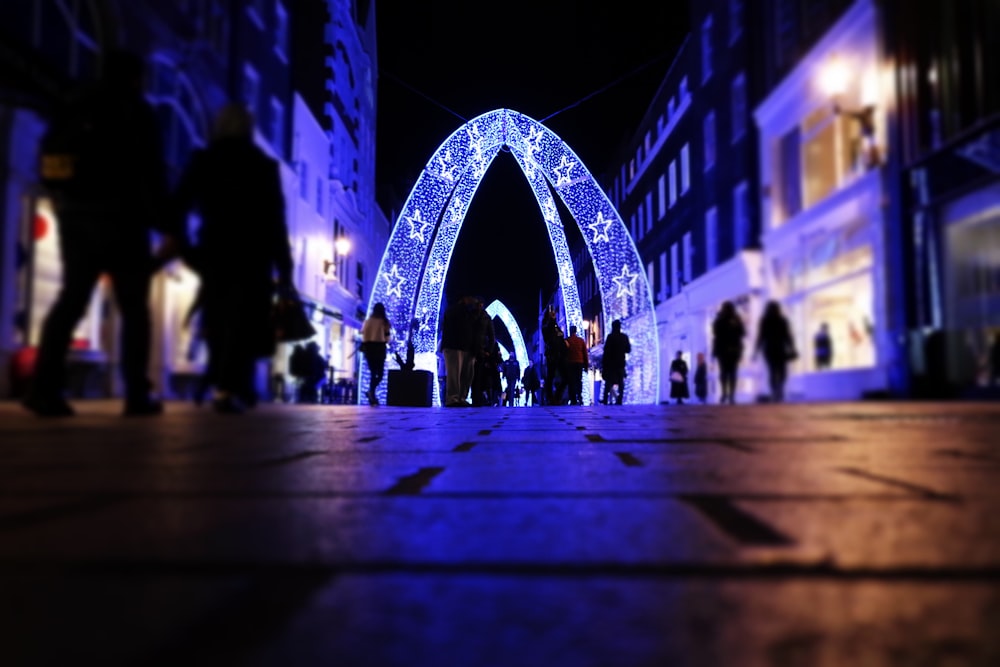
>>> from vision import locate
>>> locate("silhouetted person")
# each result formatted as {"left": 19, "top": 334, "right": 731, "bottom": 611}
{"left": 814, "top": 322, "right": 833, "bottom": 370}
{"left": 542, "top": 309, "right": 567, "bottom": 405}
{"left": 669, "top": 351, "right": 689, "bottom": 405}
{"left": 26, "top": 50, "right": 171, "bottom": 417}
{"left": 361, "top": 302, "right": 392, "bottom": 405}
{"left": 522, "top": 362, "right": 540, "bottom": 406}
{"left": 711, "top": 300, "right": 745, "bottom": 404}
{"left": 502, "top": 354, "right": 521, "bottom": 407}
{"left": 992, "top": 333, "right": 1000, "bottom": 387}
{"left": 694, "top": 352, "right": 708, "bottom": 403}
{"left": 293, "top": 341, "right": 326, "bottom": 404}
{"left": 601, "top": 319, "right": 631, "bottom": 405}
{"left": 171, "top": 103, "right": 293, "bottom": 413}
{"left": 754, "top": 300, "right": 795, "bottom": 403}
{"left": 565, "top": 325, "right": 589, "bottom": 405}
{"left": 440, "top": 295, "right": 479, "bottom": 406}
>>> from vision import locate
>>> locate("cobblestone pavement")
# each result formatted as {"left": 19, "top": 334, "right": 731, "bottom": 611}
{"left": 1, "top": 399, "right": 999, "bottom": 666}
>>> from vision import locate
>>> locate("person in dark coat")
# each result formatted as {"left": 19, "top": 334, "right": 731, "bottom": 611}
{"left": 693, "top": 352, "right": 708, "bottom": 403}
{"left": 600, "top": 319, "right": 631, "bottom": 405}
{"left": 24, "top": 50, "right": 172, "bottom": 417}
{"left": 440, "top": 295, "right": 479, "bottom": 406}
{"left": 542, "top": 309, "right": 567, "bottom": 405}
{"left": 522, "top": 362, "right": 540, "bottom": 406}
{"left": 502, "top": 354, "right": 521, "bottom": 407}
{"left": 669, "top": 351, "right": 690, "bottom": 404}
{"left": 711, "top": 300, "right": 745, "bottom": 404}
{"left": 754, "top": 300, "right": 796, "bottom": 403}
{"left": 171, "top": 103, "right": 293, "bottom": 413}
{"left": 814, "top": 322, "right": 833, "bottom": 370}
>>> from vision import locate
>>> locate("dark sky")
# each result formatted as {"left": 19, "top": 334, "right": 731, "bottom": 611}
{"left": 374, "top": 1, "right": 689, "bottom": 330}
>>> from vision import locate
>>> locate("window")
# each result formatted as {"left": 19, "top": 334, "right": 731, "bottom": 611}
{"left": 731, "top": 72, "right": 747, "bottom": 142}
{"left": 645, "top": 192, "right": 654, "bottom": 232}
{"left": 657, "top": 175, "right": 667, "bottom": 219}
{"left": 729, "top": 0, "right": 744, "bottom": 44}
{"left": 298, "top": 161, "right": 309, "bottom": 200}
{"left": 270, "top": 97, "right": 284, "bottom": 150}
{"left": 680, "top": 144, "right": 690, "bottom": 194}
{"left": 636, "top": 203, "right": 644, "bottom": 240}
{"left": 683, "top": 232, "right": 693, "bottom": 283}
{"left": 701, "top": 15, "right": 713, "bottom": 82}
{"left": 779, "top": 126, "right": 802, "bottom": 220}
{"left": 316, "top": 178, "right": 324, "bottom": 215}
{"left": 356, "top": 261, "right": 365, "bottom": 299}
{"left": 669, "top": 161, "right": 677, "bottom": 207}
{"left": 658, "top": 252, "right": 668, "bottom": 301}
{"left": 733, "top": 181, "right": 750, "bottom": 247}
{"left": 243, "top": 63, "right": 259, "bottom": 115}
{"left": 704, "top": 112, "right": 716, "bottom": 171}
{"left": 705, "top": 207, "right": 718, "bottom": 270}
{"left": 274, "top": 1, "right": 289, "bottom": 60}
{"left": 671, "top": 243, "right": 680, "bottom": 295}
{"left": 630, "top": 213, "right": 637, "bottom": 240}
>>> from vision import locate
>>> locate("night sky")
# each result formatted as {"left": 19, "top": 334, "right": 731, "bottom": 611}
{"left": 374, "top": 1, "right": 689, "bottom": 330}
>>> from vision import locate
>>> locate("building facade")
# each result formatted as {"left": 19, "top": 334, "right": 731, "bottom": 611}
{"left": 0, "top": 0, "right": 388, "bottom": 402}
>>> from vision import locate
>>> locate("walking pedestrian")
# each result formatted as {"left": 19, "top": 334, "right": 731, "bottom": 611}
{"left": 440, "top": 295, "right": 479, "bottom": 407}
{"left": 522, "top": 362, "right": 540, "bottom": 406}
{"left": 694, "top": 352, "right": 708, "bottom": 403}
{"left": 754, "top": 300, "right": 796, "bottom": 402}
{"left": 542, "top": 309, "right": 567, "bottom": 405}
{"left": 600, "top": 319, "right": 631, "bottom": 405}
{"left": 361, "top": 302, "right": 392, "bottom": 405}
{"left": 564, "top": 325, "right": 589, "bottom": 405}
{"left": 170, "top": 103, "right": 293, "bottom": 414}
{"left": 669, "top": 351, "right": 690, "bottom": 405}
{"left": 711, "top": 300, "right": 745, "bottom": 404}
{"left": 502, "top": 353, "right": 521, "bottom": 407}
{"left": 25, "top": 50, "right": 173, "bottom": 417}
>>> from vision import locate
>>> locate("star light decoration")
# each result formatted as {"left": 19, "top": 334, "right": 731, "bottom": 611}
{"left": 382, "top": 263, "right": 406, "bottom": 298}
{"left": 612, "top": 264, "right": 638, "bottom": 297}
{"left": 588, "top": 211, "right": 614, "bottom": 244}
{"left": 405, "top": 208, "right": 432, "bottom": 243}
{"left": 363, "top": 109, "right": 659, "bottom": 405}
{"left": 553, "top": 155, "right": 576, "bottom": 187}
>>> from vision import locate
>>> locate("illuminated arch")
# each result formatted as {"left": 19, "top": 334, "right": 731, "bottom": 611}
{"left": 364, "top": 108, "right": 659, "bottom": 404}
{"left": 486, "top": 299, "right": 528, "bottom": 375}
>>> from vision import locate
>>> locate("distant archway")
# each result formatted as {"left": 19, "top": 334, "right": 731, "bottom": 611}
{"left": 364, "top": 109, "right": 658, "bottom": 404}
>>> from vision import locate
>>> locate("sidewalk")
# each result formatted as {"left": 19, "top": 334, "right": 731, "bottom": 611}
{"left": 1, "top": 399, "right": 998, "bottom": 666}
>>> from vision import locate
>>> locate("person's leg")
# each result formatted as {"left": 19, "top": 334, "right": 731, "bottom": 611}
{"left": 27, "top": 251, "right": 102, "bottom": 414}
{"left": 110, "top": 262, "right": 158, "bottom": 413}
{"left": 443, "top": 349, "right": 462, "bottom": 404}
{"left": 459, "top": 350, "right": 475, "bottom": 403}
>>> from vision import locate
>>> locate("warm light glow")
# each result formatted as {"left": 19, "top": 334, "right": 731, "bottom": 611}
{"left": 335, "top": 237, "right": 351, "bottom": 255}
{"left": 820, "top": 55, "right": 850, "bottom": 98}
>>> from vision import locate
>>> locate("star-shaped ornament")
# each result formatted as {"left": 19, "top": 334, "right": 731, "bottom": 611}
{"left": 406, "top": 209, "right": 431, "bottom": 243}
{"left": 383, "top": 264, "right": 407, "bottom": 298}
{"left": 588, "top": 211, "right": 614, "bottom": 244}
{"left": 553, "top": 155, "right": 576, "bottom": 187}
{"left": 612, "top": 264, "right": 638, "bottom": 298}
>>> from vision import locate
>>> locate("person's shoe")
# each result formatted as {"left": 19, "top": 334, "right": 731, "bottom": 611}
{"left": 22, "top": 394, "right": 75, "bottom": 417}
{"left": 124, "top": 397, "right": 163, "bottom": 417}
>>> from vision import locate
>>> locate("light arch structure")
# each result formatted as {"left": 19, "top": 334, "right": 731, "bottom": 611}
{"left": 364, "top": 108, "right": 658, "bottom": 404}
{"left": 486, "top": 299, "right": 528, "bottom": 378}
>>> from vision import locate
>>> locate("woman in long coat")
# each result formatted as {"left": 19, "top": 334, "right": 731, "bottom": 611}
{"left": 711, "top": 301, "right": 746, "bottom": 404}
{"left": 172, "top": 104, "right": 293, "bottom": 413}
{"left": 669, "top": 351, "right": 690, "bottom": 405}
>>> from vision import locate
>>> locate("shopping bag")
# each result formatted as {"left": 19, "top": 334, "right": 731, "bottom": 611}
{"left": 272, "top": 290, "right": 315, "bottom": 343}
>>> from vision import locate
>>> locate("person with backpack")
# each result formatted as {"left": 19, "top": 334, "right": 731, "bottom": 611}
{"left": 25, "top": 50, "right": 173, "bottom": 417}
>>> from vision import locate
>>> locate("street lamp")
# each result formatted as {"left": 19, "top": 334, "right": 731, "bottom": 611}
{"left": 820, "top": 54, "right": 880, "bottom": 167}
{"left": 335, "top": 236, "right": 351, "bottom": 256}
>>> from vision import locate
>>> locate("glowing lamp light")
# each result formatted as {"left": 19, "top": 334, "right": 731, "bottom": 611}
{"left": 335, "top": 237, "right": 351, "bottom": 256}
{"left": 820, "top": 54, "right": 850, "bottom": 98}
